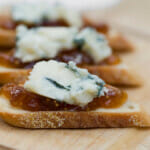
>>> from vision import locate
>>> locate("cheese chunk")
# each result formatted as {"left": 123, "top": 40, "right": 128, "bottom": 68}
{"left": 46, "top": 5, "right": 83, "bottom": 28}
{"left": 12, "top": 3, "right": 46, "bottom": 24}
{"left": 24, "top": 60, "right": 105, "bottom": 106}
{"left": 74, "top": 28, "right": 112, "bottom": 63}
{"left": 15, "top": 26, "right": 78, "bottom": 62}
{"left": 15, "top": 26, "right": 112, "bottom": 63}
{"left": 12, "top": 3, "right": 83, "bottom": 28}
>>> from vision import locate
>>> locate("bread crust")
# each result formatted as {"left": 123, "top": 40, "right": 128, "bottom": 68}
{"left": 0, "top": 28, "right": 15, "bottom": 48}
{"left": 107, "top": 30, "right": 134, "bottom": 52}
{"left": 0, "top": 67, "right": 30, "bottom": 84}
{"left": 0, "top": 96, "right": 149, "bottom": 128}
{"left": 1, "top": 111, "right": 149, "bottom": 128}
{"left": 85, "top": 64, "right": 142, "bottom": 86}
{"left": 0, "top": 64, "right": 141, "bottom": 86}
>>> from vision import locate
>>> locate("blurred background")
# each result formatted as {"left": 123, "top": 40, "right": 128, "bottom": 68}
{"left": 86, "top": 0, "right": 150, "bottom": 40}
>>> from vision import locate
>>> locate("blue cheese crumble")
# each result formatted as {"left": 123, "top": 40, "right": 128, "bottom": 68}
{"left": 12, "top": 3, "right": 83, "bottom": 28}
{"left": 15, "top": 26, "right": 78, "bottom": 62}
{"left": 74, "top": 28, "right": 112, "bottom": 63}
{"left": 24, "top": 60, "right": 106, "bottom": 106}
{"left": 15, "top": 26, "right": 112, "bottom": 63}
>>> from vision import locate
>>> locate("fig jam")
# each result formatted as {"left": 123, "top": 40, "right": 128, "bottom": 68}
{"left": 1, "top": 83, "right": 127, "bottom": 111}
{"left": 0, "top": 19, "right": 69, "bottom": 30}
{"left": 55, "top": 49, "right": 94, "bottom": 65}
{"left": 0, "top": 49, "right": 120, "bottom": 68}
{"left": 0, "top": 17, "right": 108, "bottom": 34}
{"left": 82, "top": 16, "right": 109, "bottom": 34}
{"left": 39, "top": 19, "right": 69, "bottom": 27}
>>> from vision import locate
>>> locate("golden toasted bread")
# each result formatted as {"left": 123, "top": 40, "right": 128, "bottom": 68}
{"left": 0, "top": 28, "right": 15, "bottom": 48}
{"left": 0, "top": 95, "right": 149, "bottom": 128}
{"left": 108, "top": 30, "right": 133, "bottom": 52}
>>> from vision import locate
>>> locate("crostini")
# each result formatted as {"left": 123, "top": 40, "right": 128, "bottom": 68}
{"left": 0, "top": 60, "right": 148, "bottom": 128}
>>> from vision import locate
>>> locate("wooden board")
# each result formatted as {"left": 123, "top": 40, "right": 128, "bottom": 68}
{"left": 0, "top": 0, "right": 150, "bottom": 149}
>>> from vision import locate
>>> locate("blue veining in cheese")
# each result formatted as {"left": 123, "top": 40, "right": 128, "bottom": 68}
{"left": 24, "top": 60, "right": 105, "bottom": 106}
{"left": 74, "top": 28, "right": 112, "bottom": 63}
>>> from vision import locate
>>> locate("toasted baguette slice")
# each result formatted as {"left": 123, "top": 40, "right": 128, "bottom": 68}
{"left": 0, "top": 95, "right": 149, "bottom": 128}
{"left": 0, "top": 64, "right": 141, "bottom": 86}
{"left": 0, "top": 27, "right": 133, "bottom": 52}
{"left": 107, "top": 30, "right": 134, "bottom": 52}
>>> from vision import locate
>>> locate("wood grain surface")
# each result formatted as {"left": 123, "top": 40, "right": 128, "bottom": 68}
{"left": 0, "top": 0, "right": 150, "bottom": 149}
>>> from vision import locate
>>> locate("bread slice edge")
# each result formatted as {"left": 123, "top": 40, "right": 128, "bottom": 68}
{"left": 0, "top": 95, "right": 149, "bottom": 128}
{"left": 0, "top": 64, "right": 142, "bottom": 86}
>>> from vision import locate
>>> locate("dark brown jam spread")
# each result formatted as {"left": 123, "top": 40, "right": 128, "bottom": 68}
{"left": 82, "top": 17, "right": 109, "bottom": 34}
{"left": 0, "top": 15, "right": 109, "bottom": 34}
{"left": 1, "top": 83, "right": 127, "bottom": 111}
{"left": 99, "top": 54, "right": 121, "bottom": 66}
{"left": 55, "top": 49, "right": 94, "bottom": 65}
{"left": 0, "top": 18, "right": 70, "bottom": 30}
{"left": 83, "top": 23, "right": 108, "bottom": 34}
{"left": 0, "top": 19, "right": 70, "bottom": 30}
{"left": 0, "top": 49, "right": 120, "bottom": 69}
{"left": 39, "top": 19, "right": 69, "bottom": 27}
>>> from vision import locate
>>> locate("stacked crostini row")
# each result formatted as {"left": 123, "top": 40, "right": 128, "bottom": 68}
{"left": 0, "top": 3, "right": 148, "bottom": 128}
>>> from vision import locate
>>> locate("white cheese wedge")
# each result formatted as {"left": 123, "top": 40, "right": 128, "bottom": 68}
{"left": 46, "top": 5, "right": 83, "bottom": 28}
{"left": 15, "top": 26, "right": 78, "bottom": 62}
{"left": 12, "top": 3, "right": 83, "bottom": 28}
{"left": 24, "top": 60, "right": 105, "bottom": 106}
{"left": 74, "top": 28, "right": 112, "bottom": 63}
{"left": 12, "top": 3, "right": 46, "bottom": 24}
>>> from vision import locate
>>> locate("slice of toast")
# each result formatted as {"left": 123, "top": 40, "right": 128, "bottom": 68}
{"left": 0, "top": 95, "right": 149, "bottom": 128}
{"left": 107, "top": 30, "right": 134, "bottom": 52}
{"left": 0, "top": 64, "right": 141, "bottom": 86}
{"left": 0, "top": 27, "right": 133, "bottom": 52}
{"left": 0, "top": 9, "right": 133, "bottom": 52}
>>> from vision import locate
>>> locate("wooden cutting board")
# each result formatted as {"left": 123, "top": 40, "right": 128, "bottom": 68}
{"left": 0, "top": 0, "right": 150, "bottom": 150}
